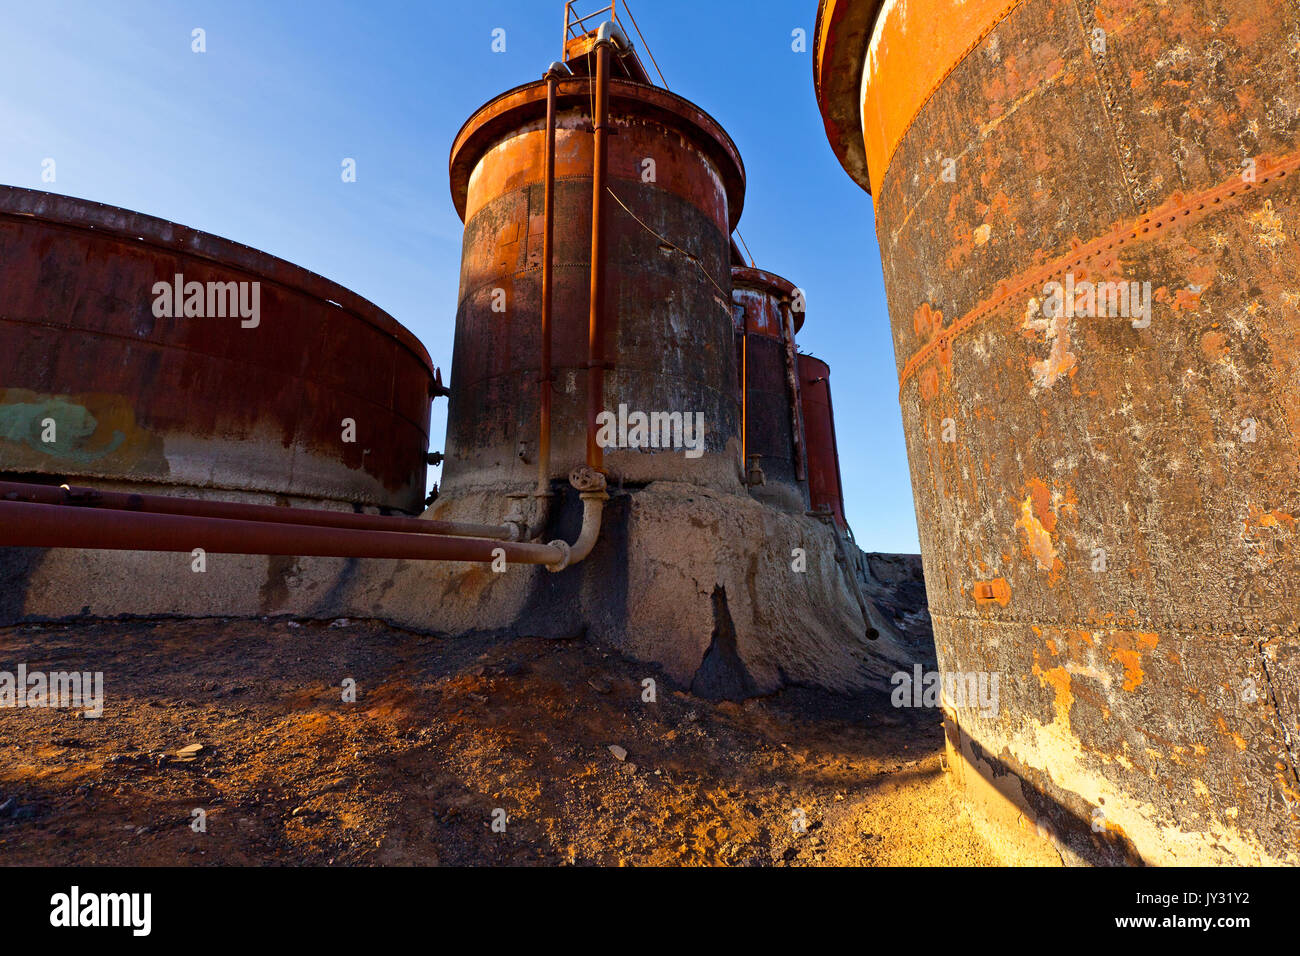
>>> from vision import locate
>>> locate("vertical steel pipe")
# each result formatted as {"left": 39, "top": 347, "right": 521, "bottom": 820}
{"left": 741, "top": 303, "right": 749, "bottom": 466}
{"left": 586, "top": 37, "right": 612, "bottom": 472}
{"left": 539, "top": 64, "right": 562, "bottom": 495}
{"left": 780, "top": 300, "right": 809, "bottom": 483}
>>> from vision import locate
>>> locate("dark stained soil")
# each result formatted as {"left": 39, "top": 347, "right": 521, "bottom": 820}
{"left": 0, "top": 617, "right": 1001, "bottom": 866}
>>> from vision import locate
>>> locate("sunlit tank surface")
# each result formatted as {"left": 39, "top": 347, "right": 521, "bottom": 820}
{"left": 732, "top": 265, "right": 808, "bottom": 512}
{"left": 445, "top": 76, "right": 746, "bottom": 494}
{"left": 815, "top": 0, "right": 1300, "bottom": 863}
{"left": 797, "top": 354, "right": 847, "bottom": 529}
{"left": 0, "top": 187, "right": 434, "bottom": 512}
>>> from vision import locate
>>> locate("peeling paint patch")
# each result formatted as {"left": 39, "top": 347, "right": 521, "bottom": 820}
{"left": 1014, "top": 478, "right": 1062, "bottom": 576}
{"left": 1030, "top": 308, "right": 1076, "bottom": 387}
{"left": 1248, "top": 199, "right": 1286, "bottom": 250}
{"left": 1032, "top": 649, "right": 1074, "bottom": 729}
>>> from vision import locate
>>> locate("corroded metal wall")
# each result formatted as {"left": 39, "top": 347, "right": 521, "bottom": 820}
{"left": 816, "top": 0, "right": 1300, "bottom": 863}
{"left": 797, "top": 354, "right": 847, "bottom": 529}
{"left": 732, "top": 266, "right": 808, "bottom": 510}
{"left": 445, "top": 77, "right": 746, "bottom": 494}
{"left": 0, "top": 187, "right": 435, "bottom": 512}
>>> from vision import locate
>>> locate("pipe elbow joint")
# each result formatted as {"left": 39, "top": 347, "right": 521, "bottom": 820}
{"left": 545, "top": 467, "right": 609, "bottom": 572}
{"left": 595, "top": 21, "right": 629, "bottom": 50}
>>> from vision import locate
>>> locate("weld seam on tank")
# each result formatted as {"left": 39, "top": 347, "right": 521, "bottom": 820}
{"left": 896, "top": 155, "right": 1300, "bottom": 396}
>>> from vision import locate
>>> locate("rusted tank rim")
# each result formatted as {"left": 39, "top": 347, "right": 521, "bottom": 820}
{"left": 448, "top": 76, "right": 746, "bottom": 228}
{"left": 812, "top": 0, "right": 885, "bottom": 194}
{"left": 731, "top": 265, "right": 805, "bottom": 333}
{"left": 0, "top": 185, "right": 435, "bottom": 380}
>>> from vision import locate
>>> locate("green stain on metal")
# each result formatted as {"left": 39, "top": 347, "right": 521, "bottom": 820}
{"left": 0, "top": 400, "right": 126, "bottom": 463}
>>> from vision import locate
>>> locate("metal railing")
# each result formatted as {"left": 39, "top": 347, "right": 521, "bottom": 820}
{"left": 563, "top": 1, "right": 668, "bottom": 88}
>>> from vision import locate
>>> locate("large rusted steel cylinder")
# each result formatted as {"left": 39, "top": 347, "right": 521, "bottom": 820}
{"left": 445, "top": 75, "right": 746, "bottom": 495}
{"left": 815, "top": 0, "right": 1300, "bottom": 863}
{"left": 732, "top": 266, "right": 808, "bottom": 512}
{"left": 797, "top": 354, "right": 847, "bottom": 530}
{"left": 0, "top": 187, "right": 434, "bottom": 512}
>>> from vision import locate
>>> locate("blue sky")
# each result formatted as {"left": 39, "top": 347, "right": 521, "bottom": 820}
{"left": 1, "top": 0, "right": 919, "bottom": 553}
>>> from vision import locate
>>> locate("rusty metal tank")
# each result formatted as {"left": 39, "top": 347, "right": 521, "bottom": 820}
{"left": 0, "top": 186, "right": 434, "bottom": 512}
{"left": 797, "top": 354, "right": 847, "bottom": 530}
{"left": 814, "top": 0, "right": 1300, "bottom": 863}
{"left": 732, "top": 266, "right": 808, "bottom": 512}
{"left": 445, "top": 74, "right": 746, "bottom": 494}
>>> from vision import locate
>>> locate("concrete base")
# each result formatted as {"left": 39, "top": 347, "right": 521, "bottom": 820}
{"left": 1, "top": 478, "right": 919, "bottom": 698}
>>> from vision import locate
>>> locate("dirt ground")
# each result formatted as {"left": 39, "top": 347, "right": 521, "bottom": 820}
{"left": 0, "top": 616, "right": 1010, "bottom": 866}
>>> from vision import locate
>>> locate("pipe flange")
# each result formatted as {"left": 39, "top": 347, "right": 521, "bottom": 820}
{"left": 569, "top": 466, "right": 607, "bottom": 494}
{"left": 544, "top": 539, "right": 572, "bottom": 573}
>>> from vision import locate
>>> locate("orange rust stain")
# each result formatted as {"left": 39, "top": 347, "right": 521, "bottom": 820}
{"left": 913, "top": 302, "right": 944, "bottom": 342}
{"left": 1226, "top": 17, "right": 1262, "bottom": 47}
{"left": 1174, "top": 284, "right": 1208, "bottom": 312}
{"left": 919, "top": 365, "right": 940, "bottom": 401}
{"left": 936, "top": 335, "right": 954, "bottom": 374}
{"left": 1214, "top": 716, "right": 1250, "bottom": 750}
{"left": 1244, "top": 505, "right": 1297, "bottom": 536}
{"left": 1026, "top": 478, "right": 1056, "bottom": 533}
{"left": 1200, "top": 329, "right": 1229, "bottom": 360}
{"left": 1109, "top": 632, "right": 1158, "bottom": 692}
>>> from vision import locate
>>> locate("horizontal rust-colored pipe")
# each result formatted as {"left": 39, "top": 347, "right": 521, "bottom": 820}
{"left": 0, "top": 499, "right": 564, "bottom": 566}
{"left": 0, "top": 480, "right": 514, "bottom": 541}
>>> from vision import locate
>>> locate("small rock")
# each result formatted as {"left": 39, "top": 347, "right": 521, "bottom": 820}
{"left": 607, "top": 744, "right": 627, "bottom": 762}
{"left": 177, "top": 744, "right": 205, "bottom": 756}
{"left": 329, "top": 618, "right": 351, "bottom": 629}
